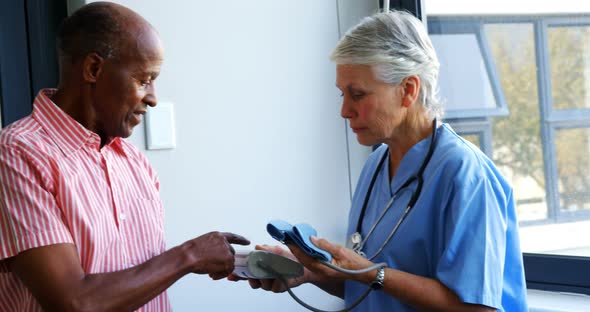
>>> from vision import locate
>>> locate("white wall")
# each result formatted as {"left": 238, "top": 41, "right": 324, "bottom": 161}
{"left": 336, "top": 1, "right": 378, "bottom": 199}
{"left": 78, "top": 0, "right": 374, "bottom": 311}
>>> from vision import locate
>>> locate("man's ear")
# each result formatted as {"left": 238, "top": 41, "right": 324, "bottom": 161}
{"left": 401, "top": 75, "right": 421, "bottom": 108}
{"left": 82, "top": 52, "right": 105, "bottom": 83}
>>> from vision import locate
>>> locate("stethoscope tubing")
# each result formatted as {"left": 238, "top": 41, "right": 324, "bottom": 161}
{"left": 276, "top": 120, "right": 439, "bottom": 312}
{"left": 353, "top": 119, "right": 439, "bottom": 259}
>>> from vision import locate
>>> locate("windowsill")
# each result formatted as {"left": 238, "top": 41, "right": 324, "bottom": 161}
{"left": 520, "top": 220, "right": 590, "bottom": 256}
{"left": 528, "top": 289, "right": 590, "bottom": 312}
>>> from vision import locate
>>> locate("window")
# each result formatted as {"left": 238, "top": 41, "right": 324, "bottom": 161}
{"left": 0, "top": 65, "right": 3, "bottom": 128}
{"left": 427, "top": 3, "right": 590, "bottom": 294}
{"left": 0, "top": 1, "right": 31, "bottom": 127}
{"left": 429, "top": 22, "right": 508, "bottom": 118}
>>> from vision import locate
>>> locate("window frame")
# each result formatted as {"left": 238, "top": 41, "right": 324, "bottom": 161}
{"left": 445, "top": 117, "right": 493, "bottom": 154}
{"left": 0, "top": 1, "right": 33, "bottom": 126}
{"left": 430, "top": 15, "right": 590, "bottom": 224}
{"left": 427, "top": 12, "right": 590, "bottom": 295}
{"left": 0, "top": 0, "right": 66, "bottom": 127}
{"left": 537, "top": 17, "right": 590, "bottom": 223}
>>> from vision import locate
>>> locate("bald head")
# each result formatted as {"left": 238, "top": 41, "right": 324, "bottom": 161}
{"left": 57, "top": 1, "right": 156, "bottom": 65}
{"left": 52, "top": 1, "right": 164, "bottom": 143}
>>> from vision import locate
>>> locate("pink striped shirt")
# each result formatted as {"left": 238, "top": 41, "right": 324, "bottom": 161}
{"left": 0, "top": 89, "right": 171, "bottom": 311}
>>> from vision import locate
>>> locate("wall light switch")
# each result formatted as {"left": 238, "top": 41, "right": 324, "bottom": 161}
{"left": 145, "top": 101, "right": 176, "bottom": 150}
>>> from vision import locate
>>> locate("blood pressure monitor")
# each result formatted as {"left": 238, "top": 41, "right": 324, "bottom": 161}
{"left": 232, "top": 250, "right": 304, "bottom": 279}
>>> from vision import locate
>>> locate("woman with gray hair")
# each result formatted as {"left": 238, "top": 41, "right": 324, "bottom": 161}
{"left": 245, "top": 10, "right": 527, "bottom": 312}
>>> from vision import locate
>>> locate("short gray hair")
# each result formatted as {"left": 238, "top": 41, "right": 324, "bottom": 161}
{"left": 331, "top": 10, "right": 442, "bottom": 119}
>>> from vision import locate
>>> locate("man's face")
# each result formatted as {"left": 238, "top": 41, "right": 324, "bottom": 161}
{"left": 92, "top": 27, "right": 164, "bottom": 140}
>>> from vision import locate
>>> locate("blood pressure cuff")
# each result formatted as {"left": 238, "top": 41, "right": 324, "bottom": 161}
{"left": 267, "top": 220, "right": 332, "bottom": 262}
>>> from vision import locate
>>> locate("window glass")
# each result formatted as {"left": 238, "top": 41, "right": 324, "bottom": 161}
{"left": 548, "top": 26, "right": 590, "bottom": 110}
{"left": 431, "top": 34, "right": 497, "bottom": 112}
{"left": 555, "top": 127, "right": 590, "bottom": 212}
{"left": 485, "top": 23, "right": 547, "bottom": 222}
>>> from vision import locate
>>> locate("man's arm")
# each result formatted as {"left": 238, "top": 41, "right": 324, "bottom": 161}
{"left": 9, "top": 232, "right": 249, "bottom": 312}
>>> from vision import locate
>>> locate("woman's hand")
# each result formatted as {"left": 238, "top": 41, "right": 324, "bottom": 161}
{"left": 287, "top": 236, "right": 376, "bottom": 285}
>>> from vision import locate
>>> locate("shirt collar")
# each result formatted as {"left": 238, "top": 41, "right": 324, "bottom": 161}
{"left": 388, "top": 129, "right": 437, "bottom": 194}
{"left": 32, "top": 88, "right": 122, "bottom": 156}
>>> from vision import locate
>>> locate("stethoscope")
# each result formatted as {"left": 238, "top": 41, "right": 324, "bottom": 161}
{"left": 348, "top": 119, "right": 439, "bottom": 260}
{"left": 274, "top": 120, "right": 439, "bottom": 312}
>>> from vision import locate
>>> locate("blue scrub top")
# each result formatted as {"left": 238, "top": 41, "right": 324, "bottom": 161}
{"left": 345, "top": 124, "right": 528, "bottom": 311}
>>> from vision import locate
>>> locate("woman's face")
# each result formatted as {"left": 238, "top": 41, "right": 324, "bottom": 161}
{"left": 336, "top": 64, "right": 405, "bottom": 146}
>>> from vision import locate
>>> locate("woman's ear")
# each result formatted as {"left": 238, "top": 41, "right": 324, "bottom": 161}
{"left": 82, "top": 52, "right": 105, "bottom": 83}
{"left": 401, "top": 75, "right": 421, "bottom": 108}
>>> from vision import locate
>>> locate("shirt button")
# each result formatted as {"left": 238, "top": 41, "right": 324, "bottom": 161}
{"left": 88, "top": 137, "right": 95, "bottom": 144}
{"left": 120, "top": 213, "right": 127, "bottom": 220}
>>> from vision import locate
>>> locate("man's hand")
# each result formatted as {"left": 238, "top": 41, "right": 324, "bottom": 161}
{"left": 181, "top": 232, "right": 250, "bottom": 279}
